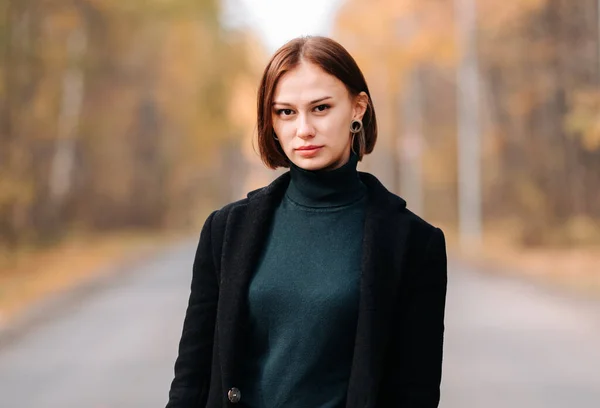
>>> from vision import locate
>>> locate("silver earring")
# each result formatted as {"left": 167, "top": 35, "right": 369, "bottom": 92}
{"left": 273, "top": 132, "right": 279, "bottom": 141}
{"left": 351, "top": 128, "right": 366, "bottom": 156}
{"left": 350, "top": 119, "right": 365, "bottom": 155}
{"left": 350, "top": 119, "right": 363, "bottom": 134}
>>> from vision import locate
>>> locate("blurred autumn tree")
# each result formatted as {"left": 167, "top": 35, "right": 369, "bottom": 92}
{"left": 334, "top": 0, "right": 600, "bottom": 247}
{"left": 0, "top": 0, "right": 261, "bottom": 250}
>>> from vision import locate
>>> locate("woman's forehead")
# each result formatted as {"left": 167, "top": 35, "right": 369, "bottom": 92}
{"left": 274, "top": 62, "right": 346, "bottom": 102}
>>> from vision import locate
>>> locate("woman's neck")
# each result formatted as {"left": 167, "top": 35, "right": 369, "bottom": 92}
{"left": 286, "top": 152, "right": 365, "bottom": 208}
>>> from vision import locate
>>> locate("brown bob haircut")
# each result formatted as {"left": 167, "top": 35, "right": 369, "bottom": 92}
{"left": 256, "top": 36, "right": 378, "bottom": 169}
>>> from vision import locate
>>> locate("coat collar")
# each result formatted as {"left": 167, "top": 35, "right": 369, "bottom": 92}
{"left": 218, "top": 170, "right": 410, "bottom": 407}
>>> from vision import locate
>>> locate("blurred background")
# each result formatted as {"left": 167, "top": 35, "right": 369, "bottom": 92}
{"left": 0, "top": 0, "right": 599, "bottom": 407}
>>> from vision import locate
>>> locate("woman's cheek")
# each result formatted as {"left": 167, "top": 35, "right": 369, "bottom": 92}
{"left": 279, "top": 123, "right": 295, "bottom": 140}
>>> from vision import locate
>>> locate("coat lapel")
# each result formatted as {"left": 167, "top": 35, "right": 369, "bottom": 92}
{"left": 346, "top": 173, "right": 411, "bottom": 408}
{"left": 217, "top": 172, "right": 290, "bottom": 391}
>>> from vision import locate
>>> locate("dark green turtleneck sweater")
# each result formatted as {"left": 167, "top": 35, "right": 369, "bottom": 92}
{"left": 239, "top": 153, "right": 367, "bottom": 408}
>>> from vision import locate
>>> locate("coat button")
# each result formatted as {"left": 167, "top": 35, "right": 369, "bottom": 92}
{"left": 228, "top": 387, "right": 241, "bottom": 404}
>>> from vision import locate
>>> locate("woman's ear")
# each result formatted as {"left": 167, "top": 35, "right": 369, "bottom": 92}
{"left": 353, "top": 91, "right": 369, "bottom": 121}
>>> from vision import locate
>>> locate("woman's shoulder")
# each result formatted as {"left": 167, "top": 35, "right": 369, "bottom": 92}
{"left": 360, "top": 171, "right": 442, "bottom": 241}
{"left": 207, "top": 196, "right": 251, "bottom": 231}
{"left": 205, "top": 172, "right": 291, "bottom": 228}
{"left": 386, "top": 201, "right": 443, "bottom": 250}
{"left": 401, "top": 205, "right": 441, "bottom": 235}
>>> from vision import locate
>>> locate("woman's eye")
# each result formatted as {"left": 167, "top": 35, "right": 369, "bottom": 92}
{"left": 277, "top": 109, "right": 294, "bottom": 116}
{"left": 314, "top": 104, "right": 330, "bottom": 112}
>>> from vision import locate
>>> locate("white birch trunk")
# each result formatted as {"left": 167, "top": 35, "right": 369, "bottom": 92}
{"left": 49, "top": 26, "right": 87, "bottom": 204}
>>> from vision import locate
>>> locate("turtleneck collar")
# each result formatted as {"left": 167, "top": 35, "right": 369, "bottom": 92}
{"left": 286, "top": 152, "right": 366, "bottom": 208}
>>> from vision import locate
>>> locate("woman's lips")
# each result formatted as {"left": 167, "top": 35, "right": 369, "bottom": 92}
{"left": 296, "top": 146, "right": 322, "bottom": 157}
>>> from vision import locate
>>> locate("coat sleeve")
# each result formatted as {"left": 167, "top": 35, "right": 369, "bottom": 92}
{"left": 166, "top": 211, "right": 219, "bottom": 408}
{"left": 393, "top": 227, "right": 448, "bottom": 407}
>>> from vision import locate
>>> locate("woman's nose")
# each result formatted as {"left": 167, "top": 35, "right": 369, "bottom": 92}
{"left": 296, "top": 115, "right": 315, "bottom": 139}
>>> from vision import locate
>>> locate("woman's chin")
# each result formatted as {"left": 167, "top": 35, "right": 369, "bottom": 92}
{"left": 294, "top": 156, "right": 345, "bottom": 172}
{"left": 292, "top": 149, "right": 351, "bottom": 171}
{"left": 293, "top": 156, "right": 327, "bottom": 171}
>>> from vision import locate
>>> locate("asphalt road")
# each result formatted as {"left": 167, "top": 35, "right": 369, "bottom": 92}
{"left": 0, "top": 240, "right": 599, "bottom": 408}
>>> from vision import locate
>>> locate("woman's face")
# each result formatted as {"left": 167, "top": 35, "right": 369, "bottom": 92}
{"left": 272, "top": 61, "right": 368, "bottom": 171}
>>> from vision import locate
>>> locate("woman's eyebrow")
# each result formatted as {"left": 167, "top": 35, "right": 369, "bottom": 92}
{"left": 272, "top": 96, "right": 333, "bottom": 106}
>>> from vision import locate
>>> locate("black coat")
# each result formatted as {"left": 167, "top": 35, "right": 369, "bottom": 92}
{"left": 166, "top": 171, "right": 448, "bottom": 408}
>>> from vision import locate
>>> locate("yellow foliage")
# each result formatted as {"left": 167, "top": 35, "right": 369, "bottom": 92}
{"left": 564, "top": 91, "right": 600, "bottom": 151}
{"left": 479, "top": 0, "right": 548, "bottom": 33}
{"left": 334, "top": 0, "right": 455, "bottom": 96}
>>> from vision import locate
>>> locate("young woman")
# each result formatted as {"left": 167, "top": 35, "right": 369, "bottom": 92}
{"left": 166, "top": 36, "right": 448, "bottom": 408}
